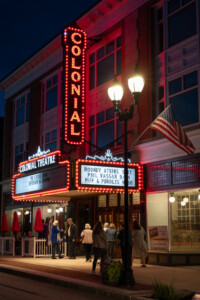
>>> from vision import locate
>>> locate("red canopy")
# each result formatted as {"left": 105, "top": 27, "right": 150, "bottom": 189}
{"left": 11, "top": 211, "right": 20, "bottom": 232}
{"left": 1, "top": 213, "right": 8, "bottom": 232}
{"left": 34, "top": 208, "right": 44, "bottom": 232}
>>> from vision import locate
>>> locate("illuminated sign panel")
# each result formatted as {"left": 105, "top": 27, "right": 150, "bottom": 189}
{"left": 63, "top": 27, "right": 86, "bottom": 145}
{"left": 76, "top": 159, "right": 143, "bottom": 193}
{"left": 12, "top": 150, "right": 70, "bottom": 201}
{"left": 81, "top": 165, "right": 136, "bottom": 187}
{"left": 15, "top": 166, "right": 67, "bottom": 195}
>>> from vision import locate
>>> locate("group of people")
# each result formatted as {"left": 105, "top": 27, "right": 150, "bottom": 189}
{"left": 51, "top": 218, "right": 77, "bottom": 259}
{"left": 51, "top": 218, "right": 147, "bottom": 272}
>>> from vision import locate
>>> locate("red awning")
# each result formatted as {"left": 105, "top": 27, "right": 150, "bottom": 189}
{"left": 11, "top": 211, "right": 20, "bottom": 232}
{"left": 0, "top": 213, "right": 8, "bottom": 232}
{"left": 34, "top": 208, "right": 44, "bottom": 232}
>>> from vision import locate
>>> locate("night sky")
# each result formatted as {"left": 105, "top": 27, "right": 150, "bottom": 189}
{"left": 0, "top": 0, "right": 99, "bottom": 116}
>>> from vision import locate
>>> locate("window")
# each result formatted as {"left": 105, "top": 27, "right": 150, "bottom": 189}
{"left": 89, "top": 36, "right": 121, "bottom": 90}
{"left": 169, "top": 71, "right": 198, "bottom": 125}
{"left": 15, "top": 91, "right": 30, "bottom": 127}
{"left": 14, "top": 144, "right": 24, "bottom": 172}
{"left": 42, "top": 73, "right": 59, "bottom": 112}
{"left": 170, "top": 192, "right": 200, "bottom": 252}
{"left": 89, "top": 108, "right": 122, "bottom": 153}
{"left": 45, "top": 130, "right": 57, "bottom": 151}
{"left": 168, "top": 1, "right": 196, "bottom": 47}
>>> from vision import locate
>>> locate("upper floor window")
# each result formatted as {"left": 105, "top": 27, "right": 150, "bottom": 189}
{"left": 14, "top": 143, "right": 24, "bottom": 172}
{"left": 42, "top": 73, "right": 60, "bottom": 112}
{"left": 169, "top": 70, "right": 198, "bottom": 125}
{"left": 89, "top": 36, "right": 121, "bottom": 90}
{"left": 45, "top": 129, "right": 57, "bottom": 151}
{"left": 89, "top": 108, "right": 122, "bottom": 153}
{"left": 15, "top": 91, "right": 30, "bottom": 127}
{"left": 168, "top": 0, "right": 196, "bottom": 47}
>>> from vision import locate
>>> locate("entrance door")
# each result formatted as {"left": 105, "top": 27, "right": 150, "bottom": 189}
{"left": 76, "top": 199, "right": 91, "bottom": 235}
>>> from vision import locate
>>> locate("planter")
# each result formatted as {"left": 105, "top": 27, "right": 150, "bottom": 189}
{"left": 101, "top": 260, "right": 123, "bottom": 286}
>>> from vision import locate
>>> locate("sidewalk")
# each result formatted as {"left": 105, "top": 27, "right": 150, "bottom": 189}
{"left": 0, "top": 256, "right": 199, "bottom": 299}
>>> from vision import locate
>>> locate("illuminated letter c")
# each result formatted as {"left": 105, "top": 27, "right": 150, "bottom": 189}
{"left": 71, "top": 32, "right": 82, "bottom": 44}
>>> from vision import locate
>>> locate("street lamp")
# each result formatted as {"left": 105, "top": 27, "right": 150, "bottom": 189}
{"left": 108, "top": 72, "right": 144, "bottom": 287}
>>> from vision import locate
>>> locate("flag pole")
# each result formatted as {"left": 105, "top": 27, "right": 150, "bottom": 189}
{"left": 130, "top": 104, "right": 171, "bottom": 150}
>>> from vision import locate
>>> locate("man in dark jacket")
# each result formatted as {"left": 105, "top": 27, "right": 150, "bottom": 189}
{"left": 51, "top": 220, "right": 64, "bottom": 259}
{"left": 67, "top": 218, "right": 77, "bottom": 259}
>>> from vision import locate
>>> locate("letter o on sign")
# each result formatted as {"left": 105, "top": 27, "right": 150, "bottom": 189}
{"left": 72, "top": 45, "right": 81, "bottom": 56}
{"left": 71, "top": 71, "right": 81, "bottom": 82}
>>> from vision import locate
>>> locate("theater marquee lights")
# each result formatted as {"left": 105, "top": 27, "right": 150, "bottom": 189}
{"left": 63, "top": 27, "right": 86, "bottom": 145}
{"left": 12, "top": 150, "right": 70, "bottom": 201}
{"left": 75, "top": 159, "right": 143, "bottom": 193}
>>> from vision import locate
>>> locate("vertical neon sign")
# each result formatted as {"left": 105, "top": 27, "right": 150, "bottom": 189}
{"left": 63, "top": 27, "right": 86, "bottom": 145}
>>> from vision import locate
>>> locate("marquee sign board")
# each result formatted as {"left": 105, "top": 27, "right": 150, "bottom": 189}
{"left": 12, "top": 150, "right": 70, "bottom": 201}
{"left": 75, "top": 159, "right": 143, "bottom": 193}
{"left": 63, "top": 27, "right": 86, "bottom": 145}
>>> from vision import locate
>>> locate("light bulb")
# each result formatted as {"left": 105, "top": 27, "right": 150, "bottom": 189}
{"left": 169, "top": 196, "right": 175, "bottom": 203}
{"left": 47, "top": 208, "right": 52, "bottom": 213}
{"left": 183, "top": 197, "right": 189, "bottom": 203}
{"left": 169, "top": 193, "right": 175, "bottom": 203}
{"left": 59, "top": 207, "right": 63, "bottom": 212}
{"left": 181, "top": 200, "right": 186, "bottom": 206}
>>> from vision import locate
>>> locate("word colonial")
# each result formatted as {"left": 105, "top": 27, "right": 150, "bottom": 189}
{"left": 20, "top": 154, "right": 57, "bottom": 174}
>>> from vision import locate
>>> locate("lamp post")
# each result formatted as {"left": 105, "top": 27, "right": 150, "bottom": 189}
{"left": 108, "top": 72, "right": 144, "bottom": 287}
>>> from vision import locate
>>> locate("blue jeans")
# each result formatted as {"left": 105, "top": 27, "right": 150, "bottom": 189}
{"left": 107, "top": 241, "right": 114, "bottom": 258}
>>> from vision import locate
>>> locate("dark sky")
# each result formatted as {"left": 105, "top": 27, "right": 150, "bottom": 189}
{"left": 0, "top": 0, "right": 99, "bottom": 116}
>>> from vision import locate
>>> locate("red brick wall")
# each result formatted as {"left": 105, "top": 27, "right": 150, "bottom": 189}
{"left": 2, "top": 98, "right": 13, "bottom": 180}
{"left": 138, "top": 2, "right": 154, "bottom": 140}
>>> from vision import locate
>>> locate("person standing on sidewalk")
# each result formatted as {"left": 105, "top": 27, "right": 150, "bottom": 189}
{"left": 92, "top": 221, "right": 107, "bottom": 274}
{"left": 51, "top": 220, "right": 64, "bottom": 259}
{"left": 117, "top": 223, "right": 132, "bottom": 266}
{"left": 80, "top": 223, "right": 93, "bottom": 262}
{"left": 132, "top": 220, "right": 147, "bottom": 267}
{"left": 106, "top": 223, "right": 117, "bottom": 259}
{"left": 67, "top": 218, "right": 77, "bottom": 259}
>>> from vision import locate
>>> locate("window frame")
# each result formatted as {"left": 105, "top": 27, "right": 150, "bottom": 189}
{"left": 168, "top": 69, "right": 199, "bottom": 126}
{"left": 88, "top": 30, "right": 122, "bottom": 91}
{"left": 89, "top": 108, "right": 122, "bottom": 153}
{"left": 15, "top": 90, "right": 30, "bottom": 127}
{"left": 42, "top": 70, "right": 63, "bottom": 113}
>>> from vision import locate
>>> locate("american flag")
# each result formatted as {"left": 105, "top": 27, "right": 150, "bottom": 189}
{"left": 150, "top": 105, "right": 195, "bottom": 155}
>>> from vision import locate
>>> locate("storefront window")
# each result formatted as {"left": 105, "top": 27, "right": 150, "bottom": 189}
{"left": 170, "top": 191, "right": 200, "bottom": 252}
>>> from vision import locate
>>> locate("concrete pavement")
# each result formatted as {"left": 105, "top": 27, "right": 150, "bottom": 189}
{"left": 0, "top": 256, "right": 199, "bottom": 299}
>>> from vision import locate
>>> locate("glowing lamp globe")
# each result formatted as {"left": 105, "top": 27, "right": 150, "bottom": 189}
{"left": 128, "top": 75, "right": 144, "bottom": 93}
{"left": 169, "top": 195, "right": 175, "bottom": 203}
{"left": 108, "top": 77, "right": 123, "bottom": 102}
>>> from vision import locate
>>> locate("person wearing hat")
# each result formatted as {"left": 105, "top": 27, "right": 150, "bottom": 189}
{"left": 80, "top": 223, "right": 93, "bottom": 262}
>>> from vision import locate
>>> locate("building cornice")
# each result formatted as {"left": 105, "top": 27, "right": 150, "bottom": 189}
{"left": 0, "top": 35, "right": 62, "bottom": 91}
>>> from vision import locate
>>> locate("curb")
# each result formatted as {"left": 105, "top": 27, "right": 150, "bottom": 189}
{"left": 0, "top": 264, "right": 153, "bottom": 300}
